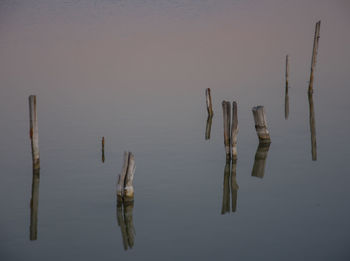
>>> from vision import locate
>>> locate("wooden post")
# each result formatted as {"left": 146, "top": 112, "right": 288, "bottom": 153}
{"left": 30, "top": 167, "right": 40, "bottom": 241}
{"left": 251, "top": 142, "right": 271, "bottom": 178}
{"left": 205, "top": 88, "right": 213, "bottom": 117}
{"left": 231, "top": 159, "right": 238, "bottom": 212}
{"left": 252, "top": 106, "right": 271, "bottom": 143}
{"left": 205, "top": 115, "right": 213, "bottom": 140}
{"left": 117, "top": 152, "right": 130, "bottom": 199}
{"left": 117, "top": 151, "right": 136, "bottom": 200}
{"left": 222, "top": 101, "right": 231, "bottom": 160}
{"left": 308, "top": 93, "right": 317, "bottom": 161}
{"left": 29, "top": 95, "right": 40, "bottom": 169}
{"left": 124, "top": 153, "right": 136, "bottom": 199}
{"left": 102, "top": 137, "right": 105, "bottom": 163}
{"left": 308, "top": 21, "right": 321, "bottom": 94}
{"left": 231, "top": 101, "right": 238, "bottom": 160}
{"left": 221, "top": 160, "right": 231, "bottom": 215}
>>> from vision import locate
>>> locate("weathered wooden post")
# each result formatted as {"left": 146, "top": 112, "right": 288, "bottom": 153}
{"left": 221, "top": 160, "right": 231, "bottom": 215}
{"left": 29, "top": 95, "right": 40, "bottom": 169}
{"left": 205, "top": 115, "right": 213, "bottom": 140}
{"left": 205, "top": 88, "right": 213, "bottom": 117}
{"left": 222, "top": 101, "right": 231, "bottom": 160}
{"left": 117, "top": 152, "right": 136, "bottom": 201}
{"left": 251, "top": 142, "right": 271, "bottom": 178}
{"left": 231, "top": 159, "right": 238, "bottom": 212}
{"left": 252, "top": 106, "right": 271, "bottom": 143}
{"left": 102, "top": 137, "right": 105, "bottom": 163}
{"left": 30, "top": 167, "right": 40, "bottom": 241}
{"left": 231, "top": 101, "right": 238, "bottom": 160}
{"left": 308, "top": 93, "right": 317, "bottom": 161}
{"left": 308, "top": 21, "right": 321, "bottom": 94}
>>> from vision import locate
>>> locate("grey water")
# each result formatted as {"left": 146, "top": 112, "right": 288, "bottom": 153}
{"left": 1, "top": 0, "right": 350, "bottom": 260}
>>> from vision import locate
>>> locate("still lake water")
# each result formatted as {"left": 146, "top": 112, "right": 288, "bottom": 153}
{"left": 1, "top": 0, "right": 350, "bottom": 260}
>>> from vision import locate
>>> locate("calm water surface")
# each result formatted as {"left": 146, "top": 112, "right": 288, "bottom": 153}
{"left": 1, "top": 0, "right": 350, "bottom": 260}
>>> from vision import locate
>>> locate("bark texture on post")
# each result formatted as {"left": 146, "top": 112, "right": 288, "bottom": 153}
{"left": 308, "top": 21, "right": 321, "bottom": 94}
{"left": 222, "top": 101, "right": 231, "bottom": 160}
{"left": 252, "top": 106, "right": 271, "bottom": 143}
{"left": 29, "top": 95, "right": 40, "bottom": 169}
{"left": 308, "top": 93, "right": 317, "bottom": 161}
{"left": 205, "top": 88, "right": 213, "bottom": 117}
{"left": 231, "top": 101, "right": 238, "bottom": 160}
{"left": 251, "top": 142, "right": 271, "bottom": 178}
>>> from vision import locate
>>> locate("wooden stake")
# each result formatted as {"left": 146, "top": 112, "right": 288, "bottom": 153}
{"left": 29, "top": 95, "right": 40, "bottom": 169}
{"left": 252, "top": 106, "right": 271, "bottom": 143}
{"left": 231, "top": 101, "right": 238, "bottom": 160}
{"left": 222, "top": 101, "right": 231, "bottom": 160}
{"left": 205, "top": 115, "right": 213, "bottom": 140}
{"left": 285, "top": 55, "right": 289, "bottom": 92}
{"left": 30, "top": 167, "right": 40, "bottom": 241}
{"left": 308, "top": 21, "right": 321, "bottom": 94}
{"left": 308, "top": 93, "right": 317, "bottom": 161}
{"left": 251, "top": 142, "right": 271, "bottom": 178}
{"left": 124, "top": 153, "right": 136, "bottom": 199}
{"left": 117, "top": 152, "right": 130, "bottom": 199}
{"left": 205, "top": 88, "right": 213, "bottom": 117}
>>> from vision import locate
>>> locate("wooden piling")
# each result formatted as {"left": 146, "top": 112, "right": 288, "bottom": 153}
{"left": 231, "top": 101, "right": 238, "bottom": 160}
{"left": 205, "top": 88, "right": 213, "bottom": 117}
{"left": 30, "top": 167, "right": 40, "bottom": 241}
{"left": 285, "top": 55, "right": 289, "bottom": 92}
{"left": 124, "top": 153, "right": 136, "bottom": 199}
{"left": 251, "top": 142, "right": 271, "bottom": 178}
{"left": 252, "top": 106, "right": 271, "bottom": 143}
{"left": 29, "top": 95, "right": 40, "bottom": 169}
{"left": 222, "top": 101, "right": 231, "bottom": 160}
{"left": 117, "top": 151, "right": 136, "bottom": 200}
{"left": 308, "top": 93, "right": 317, "bottom": 161}
{"left": 308, "top": 21, "right": 321, "bottom": 94}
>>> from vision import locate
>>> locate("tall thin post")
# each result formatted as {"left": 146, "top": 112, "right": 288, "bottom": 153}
{"left": 29, "top": 95, "right": 40, "bottom": 169}
{"left": 222, "top": 101, "right": 231, "bottom": 160}
{"left": 124, "top": 153, "right": 136, "bottom": 199}
{"left": 308, "top": 21, "right": 321, "bottom": 94}
{"left": 102, "top": 137, "right": 105, "bottom": 163}
{"left": 231, "top": 101, "right": 238, "bottom": 160}
{"left": 205, "top": 88, "right": 213, "bottom": 117}
{"left": 117, "top": 152, "right": 130, "bottom": 199}
{"left": 285, "top": 55, "right": 289, "bottom": 93}
{"left": 308, "top": 93, "right": 317, "bottom": 161}
{"left": 252, "top": 106, "right": 271, "bottom": 143}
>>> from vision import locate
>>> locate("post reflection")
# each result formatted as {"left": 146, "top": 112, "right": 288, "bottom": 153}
{"left": 221, "top": 159, "right": 238, "bottom": 214}
{"left": 308, "top": 92, "right": 317, "bottom": 161}
{"left": 205, "top": 115, "right": 213, "bottom": 140}
{"left": 117, "top": 198, "right": 135, "bottom": 250}
{"left": 251, "top": 142, "right": 271, "bottom": 179}
{"left": 285, "top": 89, "right": 289, "bottom": 120}
{"left": 30, "top": 167, "right": 40, "bottom": 241}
